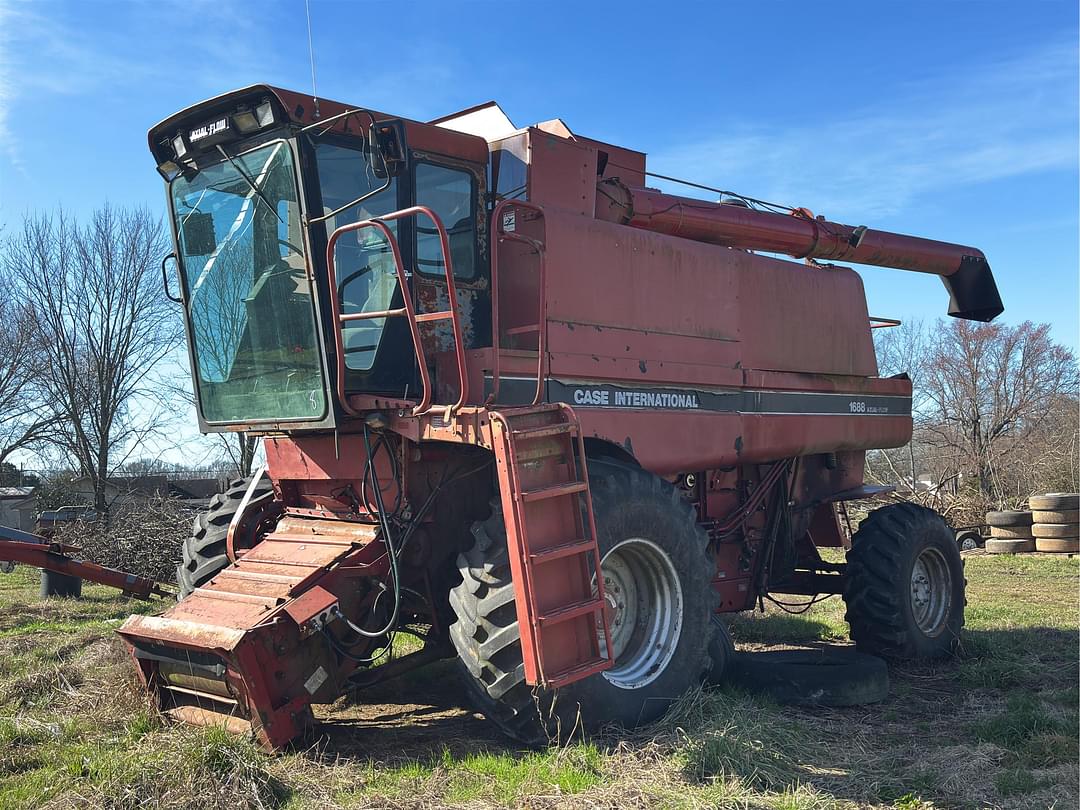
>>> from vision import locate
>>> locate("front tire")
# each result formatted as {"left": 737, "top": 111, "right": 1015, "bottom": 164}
{"left": 449, "top": 459, "right": 715, "bottom": 743}
{"left": 843, "top": 502, "right": 965, "bottom": 660}
{"left": 178, "top": 474, "right": 275, "bottom": 598}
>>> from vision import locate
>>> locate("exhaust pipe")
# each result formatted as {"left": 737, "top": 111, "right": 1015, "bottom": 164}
{"left": 595, "top": 180, "right": 1003, "bottom": 322}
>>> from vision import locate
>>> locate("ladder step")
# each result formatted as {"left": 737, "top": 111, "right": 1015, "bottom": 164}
{"left": 520, "top": 481, "right": 588, "bottom": 503}
{"left": 505, "top": 323, "right": 540, "bottom": 336}
{"left": 414, "top": 310, "right": 454, "bottom": 323}
{"left": 510, "top": 422, "right": 577, "bottom": 440}
{"left": 340, "top": 308, "right": 407, "bottom": 323}
{"left": 537, "top": 597, "right": 604, "bottom": 627}
{"left": 530, "top": 538, "right": 595, "bottom": 564}
{"left": 544, "top": 657, "right": 609, "bottom": 689}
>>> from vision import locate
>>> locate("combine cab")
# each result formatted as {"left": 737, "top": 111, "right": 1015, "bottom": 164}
{"left": 119, "top": 87, "right": 1002, "bottom": 748}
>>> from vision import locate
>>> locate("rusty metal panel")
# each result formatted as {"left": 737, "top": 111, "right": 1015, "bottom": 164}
{"left": 535, "top": 118, "right": 645, "bottom": 187}
{"left": 118, "top": 614, "right": 249, "bottom": 651}
{"left": 527, "top": 129, "right": 597, "bottom": 217}
{"left": 284, "top": 585, "right": 339, "bottom": 634}
{"left": 537, "top": 208, "right": 876, "bottom": 377}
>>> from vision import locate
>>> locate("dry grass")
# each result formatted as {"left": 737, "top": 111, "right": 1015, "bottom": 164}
{"left": 0, "top": 552, "right": 1076, "bottom": 809}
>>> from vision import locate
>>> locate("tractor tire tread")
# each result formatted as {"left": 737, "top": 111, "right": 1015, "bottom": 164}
{"left": 449, "top": 463, "right": 714, "bottom": 744}
{"left": 843, "top": 502, "right": 964, "bottom": 660}
{"left": 985, "top": 510, "right": 1033, "bottom": 528}
{"left": 178, "top": 475, "right": 273, "bottom": 598}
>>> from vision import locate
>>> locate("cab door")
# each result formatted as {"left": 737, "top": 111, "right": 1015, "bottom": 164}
{"left": 411, "top": 158, "right": 490, "bottom": 400}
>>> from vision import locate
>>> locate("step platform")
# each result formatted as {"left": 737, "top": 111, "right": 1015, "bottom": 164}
{"left": 117, "top": 516, "right": 380, "bottom": 750}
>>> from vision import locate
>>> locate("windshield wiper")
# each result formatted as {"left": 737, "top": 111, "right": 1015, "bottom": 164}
{"left": 215, "top": 144, "right": 283, "bottom": 223}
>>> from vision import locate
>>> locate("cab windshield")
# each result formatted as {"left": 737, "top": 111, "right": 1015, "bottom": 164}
{"left": 171, "top": 141, "right": 327, "bottom": 423}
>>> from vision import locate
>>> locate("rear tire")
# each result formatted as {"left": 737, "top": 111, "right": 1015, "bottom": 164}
{"left": 178, "top": 475, "right": 275, "bottom": 598}
{"left": 985, "top": 537, "right": 1035, "bottom": 554}
{"left": 449, "top": 459, "right": 715, "bottom": 743}
{"left": 730, "top": 648, "right": 889, "bottom": 706}
{"left": 705, "top": 614, "right": 736, "bottom": 685}
{"left": 985, "top": 510, "right": 1032, "bottom": 528}
{"left": 1028, "top": 493, "right": 1079, "bottom": 512}
{"left": 843, "top": 503, "right": 965, "bottom": 660}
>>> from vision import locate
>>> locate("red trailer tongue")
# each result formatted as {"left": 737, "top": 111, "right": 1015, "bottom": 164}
{"left": 0, "top": 524, "right": 174, "bottom": 600}
{"left": 595, "top": 179, "right": 1004, "bottom": 322}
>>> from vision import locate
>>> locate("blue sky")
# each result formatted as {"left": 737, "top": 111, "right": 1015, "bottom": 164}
{"left": 1, "top": 0, "right": 1077, "bottom": 350}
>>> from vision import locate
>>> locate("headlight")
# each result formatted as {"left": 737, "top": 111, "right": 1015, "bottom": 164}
{"left": 233, "top": 100, "right": 275, "bottom": 135}
{"left": 172, "top": 133, "right": 188, "bottom": 159}
{"left": 156, "top": 160, "right": 181, "bottom": 180}
{"left": 232, "top": 108, "right": 260, "bottom": 134}
{"left": 254, "top": 100, "right": 275, "bottom": 128}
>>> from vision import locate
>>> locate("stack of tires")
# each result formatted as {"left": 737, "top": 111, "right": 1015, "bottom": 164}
{"left": 1029, "top": 493, "right": 1079, "bottom": 554}
{"left": 985, "top": 510, "right": 1035, "bottom": 554}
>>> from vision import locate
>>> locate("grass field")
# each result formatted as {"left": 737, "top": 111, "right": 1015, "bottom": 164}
{"left": 0, "top": 552, "right": 1076, "bottom": 809}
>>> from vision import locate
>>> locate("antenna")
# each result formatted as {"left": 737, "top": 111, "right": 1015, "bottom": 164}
{"left": 304, "top": 0, "right": 320, "bottom": 118}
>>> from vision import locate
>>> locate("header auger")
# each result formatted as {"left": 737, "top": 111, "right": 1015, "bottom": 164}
{"left": 119, "top": 87, "right": 999, "bottom": 748}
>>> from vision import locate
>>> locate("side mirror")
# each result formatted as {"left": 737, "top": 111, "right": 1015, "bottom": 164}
{"left": 369, "top": 120, "right": 407, "bottom": 179}
{"left": 180, "top": 211, "right": 216, "bottom": 256}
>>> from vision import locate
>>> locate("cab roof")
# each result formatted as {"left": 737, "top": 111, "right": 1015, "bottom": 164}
{"left": 148, "top": 84, "right": 490, "bottom": 167}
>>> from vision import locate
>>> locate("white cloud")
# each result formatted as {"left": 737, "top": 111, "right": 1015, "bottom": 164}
{"left": 646, "top": 39, "right": 1079, "bottom": 222}
{"left": 0, "top": 0, "right": 24, "bottom": 175}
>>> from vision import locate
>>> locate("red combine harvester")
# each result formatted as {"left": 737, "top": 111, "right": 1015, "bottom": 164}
{"left": 119, "top": 86, "right": 1003, "bottom": 748}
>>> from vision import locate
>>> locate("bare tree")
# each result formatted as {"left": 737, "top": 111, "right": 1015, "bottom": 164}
{"left": 0, "top": 270, "right": 59, "bottom": 464}
{"left": 999, "top": 392, "right": 1080, "bottom": 499}
{"left": 872, "top": 319, "right": 930, "bottom": 488}
{"left": 4, "top": 207, "right": 181, "bottom": 514}
{"left": 919, "top": 319, "right": 1078, "bottom": 504}
{"left": 164, "top": 374, "right": 261, "bottom": 480}
{"left": 166, "top": 241, "right": 262, "bottom": 480}
{"left": 221, "top": 431, "right": 260, "bottom": 479}
{"left": 874, "top": 318, "right": 928, "bottom": 384}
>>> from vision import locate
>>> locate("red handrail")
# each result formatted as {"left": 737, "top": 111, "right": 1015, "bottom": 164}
{"left": 488, "top": 200, "right": 547, "bottom": 407}
{"left": 325, "top": 205, "right": 469, "bottom": 417}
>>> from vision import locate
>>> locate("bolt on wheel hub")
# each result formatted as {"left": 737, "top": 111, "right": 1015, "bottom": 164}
{"left": 596, "top": 538, "right": 683, "bottom": 690}
{"left": 910, "top": 547, "right": 952, "bottom": 636}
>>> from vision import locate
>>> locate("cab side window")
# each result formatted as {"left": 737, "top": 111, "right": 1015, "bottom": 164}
{"left": 415, "top": 163, "right": 476, "bottom": 280}
{"left": 316, "top": 141, "right": 400, "bottom": 371}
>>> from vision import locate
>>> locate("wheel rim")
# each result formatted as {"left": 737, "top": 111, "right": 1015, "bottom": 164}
{"left": 959, "top": 535, "right": 979, "bottom": 551}
{"left": 910, "top": 547, "right": 952, "bottom": 636}
{"left": 597, "top": 538, "right": 683, "bottom": 690}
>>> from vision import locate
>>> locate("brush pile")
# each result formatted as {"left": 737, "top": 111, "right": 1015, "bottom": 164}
{"left": 55, "top": 496, "right": 195, "bottom": 582}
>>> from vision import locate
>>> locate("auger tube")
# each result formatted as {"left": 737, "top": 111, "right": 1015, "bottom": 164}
{"left": 595, "top": 179, "right": 1003, "bottom": 322}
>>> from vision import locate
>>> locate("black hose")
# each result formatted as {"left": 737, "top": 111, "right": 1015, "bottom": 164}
{"left": 346, "top": 421, "right": 402, "bottom": 638}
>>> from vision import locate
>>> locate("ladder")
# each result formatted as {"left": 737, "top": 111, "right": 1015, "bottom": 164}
{"left": 487, "top": 199, "right": 547, "bottom": 406}
{"left": 488, "top": 403, "right": 613, "bottom": 688}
